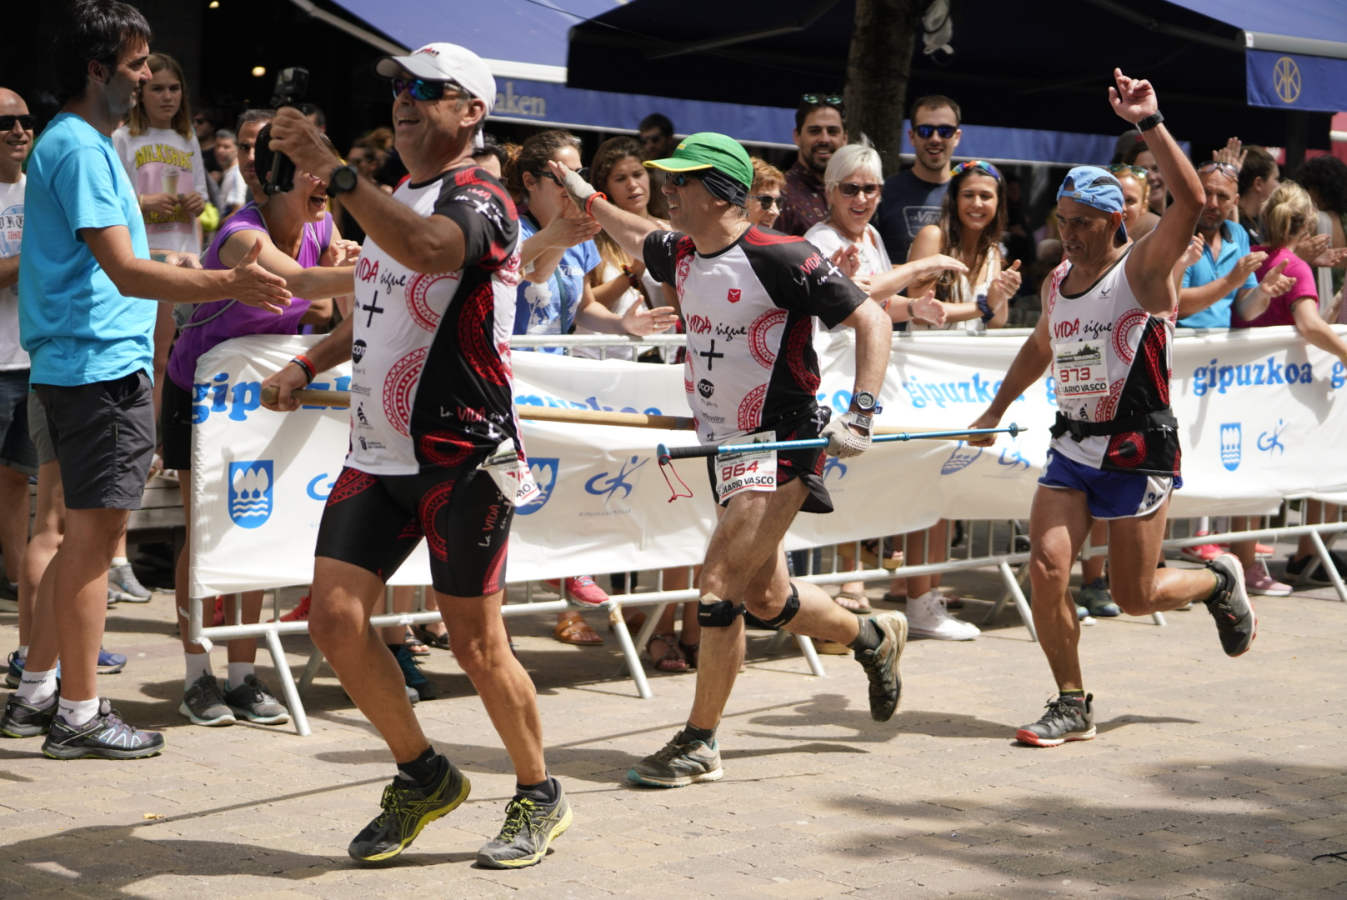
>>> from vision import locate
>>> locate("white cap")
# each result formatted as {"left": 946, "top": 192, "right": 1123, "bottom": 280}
{"left": 375, "top": 42, "right": 496, "bottom": 116}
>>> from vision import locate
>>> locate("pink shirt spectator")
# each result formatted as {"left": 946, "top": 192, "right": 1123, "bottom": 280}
{"left": 1231, "top": 246, "right": 1316, "bottom": 329}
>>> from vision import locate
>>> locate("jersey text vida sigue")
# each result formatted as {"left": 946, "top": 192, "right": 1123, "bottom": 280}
{"left": 347, "top": 166, "right": 523, "bottom": 476}
{"left": 644, "top": 226, "right": 865, "bottom": 444}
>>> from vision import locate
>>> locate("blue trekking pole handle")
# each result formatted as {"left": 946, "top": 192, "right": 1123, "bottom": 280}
{"left": 657, "top": 424, "right": 1024, "bottom": 462}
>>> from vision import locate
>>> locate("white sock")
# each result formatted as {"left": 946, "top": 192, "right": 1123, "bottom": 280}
{"left": 16, "top": 668, "right": 58, "bottom": 706}
{"left": 58, "top": 696, "right": 100, "bottom": 726}
{"left": 111, "top": 556, "right": 129, "bottom": 567}
{"left": 227, "top": 662, "right": 254, "bottom": 688}
{"left": 184, "top": 652, "right": 212, "bottom": 688}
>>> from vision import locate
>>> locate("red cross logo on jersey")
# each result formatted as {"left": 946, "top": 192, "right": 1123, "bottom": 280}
{"left": 727, "top": 289, "right": 741, "bottom": 303}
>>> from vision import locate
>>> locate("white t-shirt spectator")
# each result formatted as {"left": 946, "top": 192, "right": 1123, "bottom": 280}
{"left": 218, "top": 163, "right": 247, "bottom": 218}
{"left": 112, "top": 125, "right": 209, "bottom": 254}
{"left": 0, "top": 175, "right": 28, "bottom": 370}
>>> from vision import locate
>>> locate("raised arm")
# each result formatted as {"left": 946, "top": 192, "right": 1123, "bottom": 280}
{"left": 549, "top": 161, "right": 659, "bottom": 261}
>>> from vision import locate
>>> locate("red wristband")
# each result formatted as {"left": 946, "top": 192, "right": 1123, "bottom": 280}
{"left": 290, "top": 354, "right": 317, "bottom": 384}
{"left": 584, "top": 191, "right": 607, "bottom": 217}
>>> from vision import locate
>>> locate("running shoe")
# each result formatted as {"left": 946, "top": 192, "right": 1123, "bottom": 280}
{"left": 476, "top": 784, "right": 573, "bottom": 869}
{"left": 348, "top": 755, "right": 471, "bottom": 863}
{"left": 179, "top": 672, "right": 236, "bottom": 726}
{"left": 6, "top": 653, "right": 70, "bottom": 686}
{"left": 277, "top": 594, "right": 311, "bottom": 622}
{"left": 545, "top": 575, "right": 609, "bottom": 608}
{"left": 1206, "top": 554, "right": 1257, "bottom": 657}
{"left": 97, "top": 647, "right": 127, "bottom": 675}
{"left": 1180, "top": 531, "right": 1225, "bottom": 562}
{"left": 223, "top": 674, "right": 289, "bottom": 725}
{"left": 392, "top": 644, "right": 437, "bottom": 701}
{"left": 1284, "top": 551, "right": 1347, "bottom": 587}
{"left": 1, "top": 693, "right": 58, "bottom": 738}
{"left": 906, "top": 590, "right": 979, "bottom": 640}
{"left": 855, "top": 611, "right": 908, "bottom": 721}
{"left": 107, "top": 563, "right": 152, "bottom": 603}
{"left": 1076, "top": 578, "right": 1121, "bottom": 617}
{"left": 4, "top": 650, "right": 22, "bottom": 689}
{"left": 627, "top": 733, "right": 724, "bottom": 788}
{"left": 41, "top": 698, "right": 164, "bottom": 760}
{"left": 1244, "top": 559, "right": 1291, "bottom": 597}
{"left": 1016, "top": 693, "right": 1096, "bottom": 747}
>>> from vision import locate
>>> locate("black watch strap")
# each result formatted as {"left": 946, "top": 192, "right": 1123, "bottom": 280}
{"left": 328, "top": 164, "right": 358, "bottom": 196}
{"left": 1135, "top": 111, "right": 1164, "bottom": 133}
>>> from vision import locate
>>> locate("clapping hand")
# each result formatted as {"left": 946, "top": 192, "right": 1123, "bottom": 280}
{"left": 830, "top": 244, "right": 861, "bottom": 278}
{"left": 1212, "top": 137, "right": 1246, "bottom": 171}
{"left": 1258, "top": 259, "right": 1293, "bottom": 298}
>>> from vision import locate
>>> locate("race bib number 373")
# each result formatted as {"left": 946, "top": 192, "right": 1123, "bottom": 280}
{"left": 714, "top": 432, "right": 777, "bottom": 502}
{"left": 1053, "top": 339, "right": 1108, "bottom": 399}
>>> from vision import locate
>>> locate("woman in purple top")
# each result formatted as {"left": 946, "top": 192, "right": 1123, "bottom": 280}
{"left": 163, "top": 125, "right": 356, "bottom": 728}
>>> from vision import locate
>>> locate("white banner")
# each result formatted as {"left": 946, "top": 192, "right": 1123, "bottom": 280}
{"left": 190, "top": 326, "right": 1347, "bottom": 597}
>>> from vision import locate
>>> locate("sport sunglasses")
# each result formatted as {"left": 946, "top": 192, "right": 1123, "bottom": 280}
{"left": 389, "top": 77, "right": 465, "bottom": 102}
{"left": 914, "top": 123, "right": 958, "bottom": 139}
{"left": 950, "top": 159, "right": 1002, "bottom": 179}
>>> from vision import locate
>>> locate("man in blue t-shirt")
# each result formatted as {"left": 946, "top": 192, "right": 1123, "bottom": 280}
{"left": 874, "top": 94, "right": 962, "bottom": 265}
{"left": 1177, "top": 162, "right": 1289, "bottom": 327}
{"left": 7, "top": 0, "right": 289, "bottom": 762}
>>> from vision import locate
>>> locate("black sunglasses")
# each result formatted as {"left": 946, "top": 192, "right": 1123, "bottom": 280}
{"left": 801, "top": 93, "right": 843, "bottom": 109}
{"left": 914, "top": 123, "right": 958, "bottom": 139}
{"left": 754, "top": 194, "right": 780, "bottom": 210}
{"left": 389, "top": 76, "right": 463, "bottom": 102}
{"left": 667, "top": 172, "right": 704, "bottom": 187}
{"left": 837, "top": 182, "right": 880, "bottom": 197}
{"left": 0, "top": 115, "right": 35, "bottom": 132}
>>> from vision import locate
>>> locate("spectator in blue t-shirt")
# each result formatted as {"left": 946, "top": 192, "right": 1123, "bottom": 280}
{"left": 8, "top": 0, "right": 287, "bottom": 762}
{"left": 1177, "top": 162, "right": 1284, "bottom": 326}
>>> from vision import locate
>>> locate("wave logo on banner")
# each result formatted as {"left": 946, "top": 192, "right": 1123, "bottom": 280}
{"left": 228, "top": 460, "right": 274, "bottom": 529}
{"left": 1220, "top": 423, "right": 1242, "bottom": 471}
{"left": 940, "top": 442, "right": 982, "bottom": 475}
{"left": 515, "top": 458, "right": 559, "bottom": 516}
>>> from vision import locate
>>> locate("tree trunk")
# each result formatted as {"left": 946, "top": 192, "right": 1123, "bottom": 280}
{"left": 845, "top": 0, "right": 923, "bottom": 176}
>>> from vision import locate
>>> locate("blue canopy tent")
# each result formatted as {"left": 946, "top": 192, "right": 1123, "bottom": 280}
{"left": 565, "top": 0, "right": 1347, "bottom": 154}
{"left": 305, "top": 0, "right": 1126, "bottom": 164}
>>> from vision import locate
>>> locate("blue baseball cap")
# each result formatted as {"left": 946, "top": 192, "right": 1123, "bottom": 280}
{"left": 1057, "top": 166, "right": 1127, "bottom": 243}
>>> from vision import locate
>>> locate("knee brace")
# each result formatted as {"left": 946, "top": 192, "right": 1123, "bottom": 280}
{"left": 697, "top": 592, "right": 744, "bottom": 628}
{"left": 755, "top": 583, "right": 801, "bottom": 629}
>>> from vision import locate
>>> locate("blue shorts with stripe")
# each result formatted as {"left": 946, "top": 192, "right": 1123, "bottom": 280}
{"left": 1038, "top": 450, "right": 1179, "bottom": 520}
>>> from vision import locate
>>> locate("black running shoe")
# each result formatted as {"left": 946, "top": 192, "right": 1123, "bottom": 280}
{"left": 1206, "top": 554, "right": 1257, "bottom": 657}
{"left": 1, "top": 693, "right": 58, "bottom": 738}
{"left": 41, "top": 698, "right": 164, "bottom": 759}
{"left": 855, "top": 611, "right": 908, "bottom": 722}
{"left": 347, "top": 756, "right": 470, "bottom": 864}
{"left": 1017, "top": 693, "right": 1096, "bottom": 747}
{"left": 475, "top": 785, "right": 573, "bottom": 869}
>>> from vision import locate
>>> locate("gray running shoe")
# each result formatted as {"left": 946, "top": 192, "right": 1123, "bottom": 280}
{"left": 855, "top": 611, "right": 908, "bottom": 722}
{"left": 179, "top": 672, "right": 236, "bottom": 726}
{"left": 223, "top": 674, "right": 289, "bottom": 725}
{"left": 1077, "top": 579, "right": 1121, "bottom": 617}
{"left": 41, "top": 698, "right": 164, "bottom": 760}
{"left": 1017, "top": 693, "right": 1096, "bottom": 747}
{"left": 475, "top": 785, "right": 573, "bottom": 869}
{"left": 348, "top": 756, "right": 471, "bottom": 863}
{"left": 1206, "top": 554, "right": 1257, "bottom": 657}
{"left": 108, "top": 563, "right": 152, "bottom": 603}
{"left": 627, "top": 733, "right": 723, "bottom": 788}
{"left": 1, "top": 693, "right": 58, "bottom": 738}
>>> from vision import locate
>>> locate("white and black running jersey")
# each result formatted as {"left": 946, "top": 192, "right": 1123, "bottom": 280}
{"left": 1044, "top": 249, "right": 1180, "bottom": 476}
{"left": 347, "top": 165, "right": 522, "bottom": 475}
{"left": 644, "top": 226, "right": 865, "bottom": 443}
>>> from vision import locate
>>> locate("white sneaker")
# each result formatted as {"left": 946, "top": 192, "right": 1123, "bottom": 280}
{"left": 907, "top": 590, "right": 980, "bottom": 640}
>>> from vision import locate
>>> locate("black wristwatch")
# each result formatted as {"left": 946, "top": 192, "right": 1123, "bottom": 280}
{"left": 1135, "top": 111, "right": 1164, "bottom": 133}
{"left": 328, "top": 164, "right": 359, "bottom": 196}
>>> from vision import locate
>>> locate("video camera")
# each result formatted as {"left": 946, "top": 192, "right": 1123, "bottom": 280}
{"left": 264, "top": 66, "right": 310, "bottom": 195}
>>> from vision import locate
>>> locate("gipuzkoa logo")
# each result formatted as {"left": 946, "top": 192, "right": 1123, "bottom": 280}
{"left": 515, "top": 458, "right": 559, "bottom": 516}
{"left": 1220, "top": 423, "right": 1242, "bottom": 471}
{"left": 228, "top": 460, "right": 274, "bottom": 529}
{"left": 584, "top": 455, "right": 647, "bottom": 510}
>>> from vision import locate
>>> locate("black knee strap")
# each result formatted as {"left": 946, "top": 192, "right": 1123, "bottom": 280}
{"left": 756, "top": 583, "right": 801, "bottom": 629}
{"left": 697, "top": 593, "right": 744, "bottom": 628}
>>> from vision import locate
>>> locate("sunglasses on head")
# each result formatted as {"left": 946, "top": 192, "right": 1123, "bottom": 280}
{"left": 0, "top": 115, "right": 35, "bottom": 132}
{"left": 801, "top": 92, "right": 843, "bottom": 108}
{"left": 836, "top": 181, "right": 880, "bottom": 197}
{"left": 914, "top": 123, "right": 958, "bottom": 140}
{"left": 950, "top": 159, "right": 1001, "bottom": 179}
{"left": 754, "top": 194, "right": 780, "bottom": 210}
{"left": 1198, "top": 160, "right": 1239, "bottom": 179}
{"left": 390, "top": 76, "right": 463, "bottom": 102}
{"left": 1108, "top": 164, "right": 1147, "bottom": 178}
{"left": 667, "top": 171, "right": 704, "bottom": 187}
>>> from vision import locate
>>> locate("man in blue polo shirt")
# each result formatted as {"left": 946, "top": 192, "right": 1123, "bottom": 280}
{"left": 1177, "top": 161, "right": 1288, "bottom": 326}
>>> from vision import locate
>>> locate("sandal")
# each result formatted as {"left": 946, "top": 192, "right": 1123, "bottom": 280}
{"left": 678, "top": 641, "right": 699, "bottom": 670}
{"left": 647, "top": 632, "right": 688, "bottom": 672}
{"left": 403, "top": 629, "right": 430, "bottom": 656}
{"left": 412, "top": 623, "right": 451, "bottom": 650}
{"left": 832, "top": 590, "right": 872, "bottom": 614}
{"left": 554, "top": 610, "right": 602, "bottom": 646}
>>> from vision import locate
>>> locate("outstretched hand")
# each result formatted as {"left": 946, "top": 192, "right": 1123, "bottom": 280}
{"left": 1258, "top": 259, "right": 1294, "bottom": 298}
{"left": 1108, "top": 67, "right": 1158, "bottom": 125}
{"left": 1212, "top": 137, "right": 1246, "bottom": 171}
{"left": 230, "top": 238, "right": 291, "bottom": 314}
{"left": 623, "top": 302, "right": 679, "bottom": 336}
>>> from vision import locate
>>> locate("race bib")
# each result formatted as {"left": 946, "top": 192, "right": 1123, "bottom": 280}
{"left": 482, "top": 440, "right": 540, "bottom": 508}
{"left": 1054, "top": 339, "right": 1109, "bottom": 400}
{"left": 714, "top": 431, "right": 777, "bottom": 503}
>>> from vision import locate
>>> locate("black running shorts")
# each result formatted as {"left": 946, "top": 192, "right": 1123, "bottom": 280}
{"left": 704, "top": 408, "right": 833, "bottom": 515}
{"left": 314, "top": 457, "right": 513, "bottom": 597}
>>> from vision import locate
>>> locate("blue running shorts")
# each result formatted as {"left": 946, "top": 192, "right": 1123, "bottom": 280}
{"left": 1038, "top": 450, "right": 1178, "bottom": 520}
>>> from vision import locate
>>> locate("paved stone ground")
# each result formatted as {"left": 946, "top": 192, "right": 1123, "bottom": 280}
{"left": 2, "top": 550, "right": 1345, "bottom": 898}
